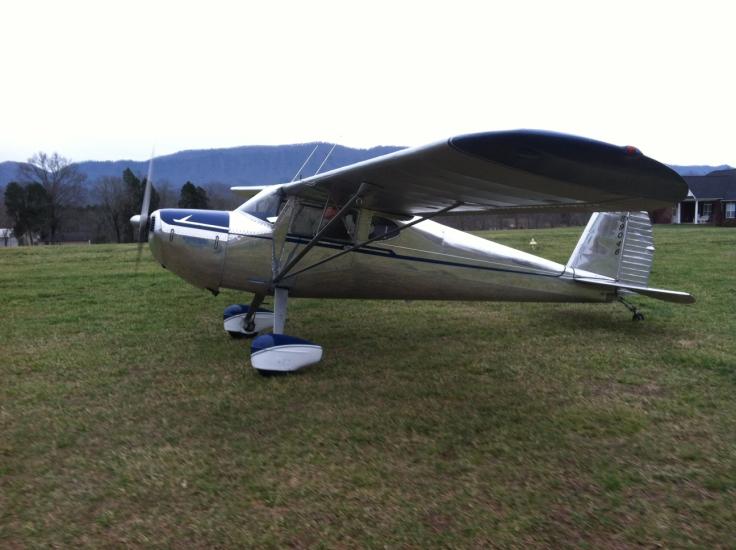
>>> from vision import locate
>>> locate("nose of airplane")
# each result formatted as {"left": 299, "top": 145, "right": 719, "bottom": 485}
{"left": 148, "top": 208, "right": 229, "bottom": 292}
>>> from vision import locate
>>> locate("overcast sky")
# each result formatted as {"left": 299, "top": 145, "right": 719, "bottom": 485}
{"left": 1, "top": 0, "right": 733, "bottom": 165}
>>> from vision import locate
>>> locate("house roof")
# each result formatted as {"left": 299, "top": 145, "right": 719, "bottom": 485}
{"left": 683, "top": 170, "right": 736, "bottom": 200}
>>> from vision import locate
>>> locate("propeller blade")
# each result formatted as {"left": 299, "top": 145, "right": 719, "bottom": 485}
{"left": 138, "top": 153, "right": 154, "bottom": 242}
{"left": 134, "top": 151, "right": 154, "bottom": 271}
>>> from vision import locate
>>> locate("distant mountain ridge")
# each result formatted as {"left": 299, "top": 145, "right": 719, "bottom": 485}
{"left": 0, "top": 144, "right": 732, "bottom": 194}
{"left": 0, "top": 143, "right": 404, "bottom": 192}
{"left": 0, "top": 162, "right": 19, "bottom": 187}
{"left": 667, "top": 164, "right": 734, "bottom": 176}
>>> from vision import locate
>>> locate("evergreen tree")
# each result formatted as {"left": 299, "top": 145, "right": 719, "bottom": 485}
{"left": 3, "top": 182, "right": 50, "bottom": 244}
{"left": 178, "top": 181, "right": 209, "bottom": 209}
{"left": 121, "top": 168, "right": 160, "bottom": 242}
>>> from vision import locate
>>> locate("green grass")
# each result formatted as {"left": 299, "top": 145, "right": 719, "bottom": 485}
{"left": 1, "top": 225, "right": 735, "bottom": 547}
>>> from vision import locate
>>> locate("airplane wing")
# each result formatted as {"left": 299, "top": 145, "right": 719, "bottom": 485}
{"left": 230, "top": 185, "right": 273, "bottom": 199}
{"left": 241, "top": 130, "right": 687, "bottom": 217}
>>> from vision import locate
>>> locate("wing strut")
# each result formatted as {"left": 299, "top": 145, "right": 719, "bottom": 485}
{"left": 277, "top": 201, "right": 463, "bottom": 282}
{"left": 273, "top": 182, "right": 368, "bottom": 283}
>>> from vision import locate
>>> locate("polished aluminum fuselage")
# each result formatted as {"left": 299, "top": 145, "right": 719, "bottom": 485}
{"left": 148, "top": 208, "right": 613, "bottom": 304}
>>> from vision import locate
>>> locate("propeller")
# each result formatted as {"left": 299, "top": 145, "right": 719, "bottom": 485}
{"left": 131, "top": 152, "right": 154, "bottom": 271}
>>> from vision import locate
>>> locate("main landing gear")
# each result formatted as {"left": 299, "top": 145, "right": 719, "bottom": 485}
{"left": 223, "top": 288, "right": 323, "bottom": 376}
{"left": 223, "top": 302, "right": 274, "bottom": 338}
{"left": 618, "top": 295, "right": 645, "bottom": 321}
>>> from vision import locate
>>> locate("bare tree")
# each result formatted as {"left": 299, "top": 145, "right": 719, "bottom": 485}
{"left": 156, "top": 179, "right": 175, "bottom": 208}
{"left": 17, "top": 152, "right": 86, "bottom": 242}
{"left": 96, "top": 176, "right": 128, "bottom": 243}
{"left": 205, "top": 182, "right": 241, "bottom": 210}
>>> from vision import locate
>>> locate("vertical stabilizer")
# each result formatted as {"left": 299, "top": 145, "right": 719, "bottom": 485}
{"left": 567, "top": 211, "right": 654, "bottom": 286}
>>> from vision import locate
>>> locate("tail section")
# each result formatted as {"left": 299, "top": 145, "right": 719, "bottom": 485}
{"left": 568, "top": 211, "right": 694, "bottom": 304}
{"left": 568, "top": 211, "right": 654, "bottom": 286}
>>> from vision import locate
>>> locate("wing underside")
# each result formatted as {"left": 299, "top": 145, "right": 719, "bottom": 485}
{"left": 235, "top": 130, "right": 688, "bottom": 218}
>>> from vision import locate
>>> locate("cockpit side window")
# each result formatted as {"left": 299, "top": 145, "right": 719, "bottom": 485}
{"left": 290, "top": 204, "right": 324, "bottom": 237}
{"left": 290, "top": 203, "right": 357, "bottom": 243}
{"left": 369, "top": 216, "right": 400, "bottom": 240}
{"left": 238, "top": 187, "right": 284, "bottom": 221}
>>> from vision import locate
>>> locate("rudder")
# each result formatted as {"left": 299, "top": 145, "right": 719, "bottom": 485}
{"left": 567, "top": 211, "right": 654, "bottom": 286}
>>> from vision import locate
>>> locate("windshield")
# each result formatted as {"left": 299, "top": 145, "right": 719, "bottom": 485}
{"left": 238, "top": 186, "right": 284, "bottom": 221}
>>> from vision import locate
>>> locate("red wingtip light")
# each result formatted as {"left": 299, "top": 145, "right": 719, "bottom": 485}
{"left": 624, "top": 145, "right": 641, "bottom": 156}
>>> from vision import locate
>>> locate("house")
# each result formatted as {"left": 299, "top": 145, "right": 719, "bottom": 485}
{"left": 673, "top": 169, "right": 736, "bottom": 225}
{"left": 1, "top": 228, "right": 19, "bottom": 247}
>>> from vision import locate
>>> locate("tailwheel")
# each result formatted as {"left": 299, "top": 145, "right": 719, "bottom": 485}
{"left": 618, "top": 295, "right": 644, "bottom": 322}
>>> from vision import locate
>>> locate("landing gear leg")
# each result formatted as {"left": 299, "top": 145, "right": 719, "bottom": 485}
{"left": 250, "top": 286, "right": 323, "bottom": 376}
{"left": 273, "top": 287, "right": 288, "bottom": 334}
{"left": 242, "top": 293, "right": 265, "bottom": 335}
{"left": 618, "top": 295, "right": 644, "bottom": 321}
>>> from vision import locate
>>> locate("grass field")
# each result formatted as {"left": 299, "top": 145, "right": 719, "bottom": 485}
{"left": 1, "top": 225, "right": 735, "bottom": 547}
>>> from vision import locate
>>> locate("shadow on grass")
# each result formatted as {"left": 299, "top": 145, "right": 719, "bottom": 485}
{"left": 534, "top": 305, "right": 683, "bottom": 337}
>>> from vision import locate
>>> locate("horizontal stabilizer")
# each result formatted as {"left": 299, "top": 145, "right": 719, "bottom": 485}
{"left": 574, "top": 277, "right": 695, "bottom": 304}
{"left": 231, "top": 185, "right": 272, "bottom": 198}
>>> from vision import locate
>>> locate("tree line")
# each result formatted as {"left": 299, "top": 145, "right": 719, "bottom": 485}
{"left": 2, "top": 152, "right": 218, "bottom": 245}
{"left": 2, "top": 151, "right": 595, "bottom": 246}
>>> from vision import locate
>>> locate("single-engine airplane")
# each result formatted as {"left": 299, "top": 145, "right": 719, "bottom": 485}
{"left": 131, "top": 130, "right": 693, "bottom": 374}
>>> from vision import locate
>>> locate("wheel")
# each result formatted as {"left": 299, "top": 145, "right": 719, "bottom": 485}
{"left": 632, "top": 312, "right": 645, "bottom": 321}
{"left": 228, "top": 317, "right": 259, "bottom": 339}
